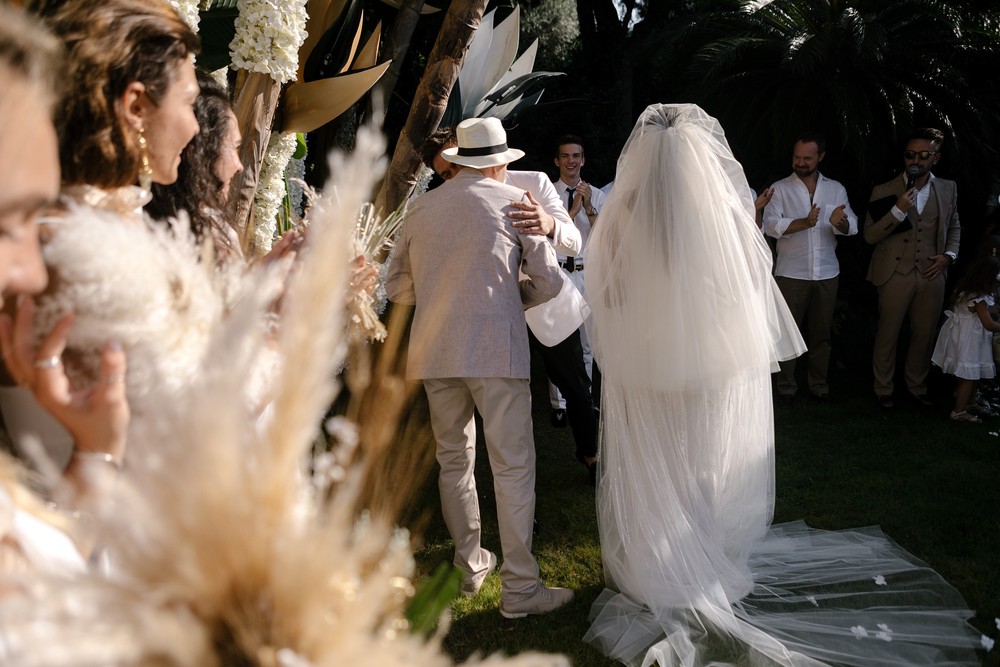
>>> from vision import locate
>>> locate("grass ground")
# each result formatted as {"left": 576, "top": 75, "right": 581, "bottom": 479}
{"left": 409, "top": 355, "right": 1000, "bottom": 666}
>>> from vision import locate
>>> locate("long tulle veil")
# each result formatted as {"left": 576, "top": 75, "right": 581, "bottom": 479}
{"left": 583, "top": 104, "right": 983, "bottom": 667}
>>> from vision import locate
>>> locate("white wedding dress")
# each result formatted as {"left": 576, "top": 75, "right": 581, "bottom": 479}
{"left": 582, "top": 104, "right": 984, "bottom": 666}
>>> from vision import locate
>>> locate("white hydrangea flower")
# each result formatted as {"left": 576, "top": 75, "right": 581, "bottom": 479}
{"left": 230, "top": 0, "right": 308, "bottom": 83}
{"left": 872, "top": 575, "right": 887, "bottom": 586}
{"left": 166, "top": 0, "right": 200, "bottom": 31}
{"left": 251, "top": 132, "right": 299, "bottom": 255}
{"left": 850, "top": 625, "right": 869, "bottom": 639}
{"left": 982, "top": 635, "right": 995, "bottom": 652}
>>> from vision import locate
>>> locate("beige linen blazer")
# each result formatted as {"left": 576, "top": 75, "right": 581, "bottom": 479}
{"left": 386, "top": 169, "right": 562, "bottom": 380}
{"left": 864, "top": 174, "right": 960, "bottom": 287}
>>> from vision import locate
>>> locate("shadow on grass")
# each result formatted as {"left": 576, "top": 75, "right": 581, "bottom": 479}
{"left": 411, "top": 352, "right": 999, "bottom": 666}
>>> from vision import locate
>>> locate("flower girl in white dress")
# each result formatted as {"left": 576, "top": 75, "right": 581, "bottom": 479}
{"left": 931, "top": 255, "right": 1000, "bottom": 422}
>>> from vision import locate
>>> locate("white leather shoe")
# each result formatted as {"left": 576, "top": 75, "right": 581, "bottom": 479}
{"left": 499, "top": 584, "right": 574, "bottom": 618}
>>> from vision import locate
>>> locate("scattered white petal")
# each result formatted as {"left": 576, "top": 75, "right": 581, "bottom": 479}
{"left": 995, "top": 617, "right": 999, "bottom": 630}
{"left": 872, "top": 575, "right": 887, "bottom": 586}
{"left": 806, "top": 595, "right": 818, "bottom": 607}
{"left": 851, "top": 625, "right": 869, "bottom": 639}
{"left": 877, "top": 623, "right": 892, "bottom": 633}
{"left": 876, "top": 631, "right": 893, "bottom": 642}
{"left": 982, "top": 635, "right": 995, "bottom": 652}
{"left": 989, "top": 431, "right": 999, "bottom": 437}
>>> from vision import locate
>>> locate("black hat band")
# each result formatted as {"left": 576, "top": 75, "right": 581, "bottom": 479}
{"left": 457, "top": 143, "right": 508, "bottom": 157}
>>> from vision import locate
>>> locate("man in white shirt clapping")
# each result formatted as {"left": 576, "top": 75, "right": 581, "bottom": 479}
{"left": 764, "top": 133, "right": 858, "bottom": 404}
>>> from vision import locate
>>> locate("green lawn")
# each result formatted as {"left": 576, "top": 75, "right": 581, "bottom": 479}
{"left": 408, "top": 356, "right": 1000, "bottom": 666}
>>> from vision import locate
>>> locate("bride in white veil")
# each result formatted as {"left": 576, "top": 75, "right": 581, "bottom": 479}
{"left": 583, "top": 104, "right": 984, "bottom": 666}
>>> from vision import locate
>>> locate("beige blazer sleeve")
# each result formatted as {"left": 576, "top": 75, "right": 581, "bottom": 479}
{"left": 517, "top": 233, "right": 562, "bottom": 309}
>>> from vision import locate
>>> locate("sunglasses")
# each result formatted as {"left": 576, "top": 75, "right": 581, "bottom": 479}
{"left": 903, "top": 150, "right": 939, "bottom": 160}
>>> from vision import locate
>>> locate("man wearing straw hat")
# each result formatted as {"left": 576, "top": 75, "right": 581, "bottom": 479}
{"left": 420, "top": 126, "right": 599, "bottom": 487}
{"left": 387, "top": 117, "right": 574, "bottom": 618}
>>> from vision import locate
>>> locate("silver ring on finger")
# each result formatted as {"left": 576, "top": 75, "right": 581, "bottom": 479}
{"left": 33, "top": 355, "right": 62, "bottom": 369}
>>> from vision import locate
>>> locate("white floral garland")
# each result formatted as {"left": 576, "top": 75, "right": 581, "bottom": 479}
{"left": 252, "top": 132, "right": 298, "bottom": 255}
{"left": 166, "top": 0, "right": 201, "bottom": 32}
{"left": 229, "top": 0, "right": 309, "bottom": 84}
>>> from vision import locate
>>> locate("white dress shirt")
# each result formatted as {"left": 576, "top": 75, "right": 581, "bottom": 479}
{"left": 764, "top": 172, "right": 858, "bottom": 280}
{"left": 502, "top": 171, "right": 589, "bottom": 346}
{"left": 553, "top": 178, "right": 607, "bottom": 262}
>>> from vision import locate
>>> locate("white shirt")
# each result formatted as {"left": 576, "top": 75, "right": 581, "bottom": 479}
{"left": 553, "top": 178, "right": 607, "bottom": 261}
{"left": 764, "top": 172, "right": 858, "bottom": 280}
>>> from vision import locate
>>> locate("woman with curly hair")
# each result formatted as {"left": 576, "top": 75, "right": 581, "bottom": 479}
{"left": 146, "top": 70, "right": 245, "bottom": 265}
{"left": 0, "top": 0, "right": 225, "bottom": 465}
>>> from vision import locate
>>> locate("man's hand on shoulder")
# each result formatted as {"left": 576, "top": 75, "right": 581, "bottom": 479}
{"left": 509, "top": 191, "right": 555, "bottom": 238}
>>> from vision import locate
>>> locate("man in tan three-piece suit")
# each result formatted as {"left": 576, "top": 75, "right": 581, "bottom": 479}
{"left": 386, "top": 117, "right": 573, "bottom": 619}
{"left": 864, "top": 127, "right": 960, "bottom": 409}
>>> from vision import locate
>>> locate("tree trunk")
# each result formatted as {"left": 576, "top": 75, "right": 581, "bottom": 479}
{"left": 226, "top": 69, "right": 283, "bottom": 255}
{"left": 368, "top": 0, "right": 427, "bottom": 120}
{"left": 373, "top": 0, "right": 488, "bottom": 216}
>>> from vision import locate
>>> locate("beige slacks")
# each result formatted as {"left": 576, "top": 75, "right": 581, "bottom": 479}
{"left": 872, "top": 269, "right": 946, "bottom": 397}
{"left": 423, "top": 377, "right": 540, "bottom": 600}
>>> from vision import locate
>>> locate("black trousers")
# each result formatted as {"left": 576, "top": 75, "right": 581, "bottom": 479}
{"left": 529, "top": 328, "right": 598, "bottom": 460}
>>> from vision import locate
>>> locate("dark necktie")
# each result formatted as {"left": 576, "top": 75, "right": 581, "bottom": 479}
{"left": 564, "top": 187, "right": 577, "bottom": 269}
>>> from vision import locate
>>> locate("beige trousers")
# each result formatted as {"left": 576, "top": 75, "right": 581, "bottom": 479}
{"left": 423, "top": 377, "right": 540, "bottom": 600}
{"left": 872, "top": 270, "right": 946, "bottom": 397}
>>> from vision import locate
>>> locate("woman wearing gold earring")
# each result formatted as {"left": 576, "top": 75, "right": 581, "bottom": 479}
{"left": 135, "top": 127, "right": 154, "bottom": 192}
{"left": 50, "top": 0, "right": 200, "bottom": 219}
{"left": 0, "top": 0, "right": 222, "bottom": 468}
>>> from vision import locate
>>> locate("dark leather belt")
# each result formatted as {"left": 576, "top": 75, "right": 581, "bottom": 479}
{"left": 559, "top": 259, "right": 584, "bottom": 272}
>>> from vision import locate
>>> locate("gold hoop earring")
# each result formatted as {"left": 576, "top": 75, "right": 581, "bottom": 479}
{"left": 136, "top": 127, "right": 153, "bottom": 191}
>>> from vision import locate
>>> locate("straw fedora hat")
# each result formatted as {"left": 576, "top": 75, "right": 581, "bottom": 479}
{"left": 441, "top": 117, "right": 525, "bottom": 168}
